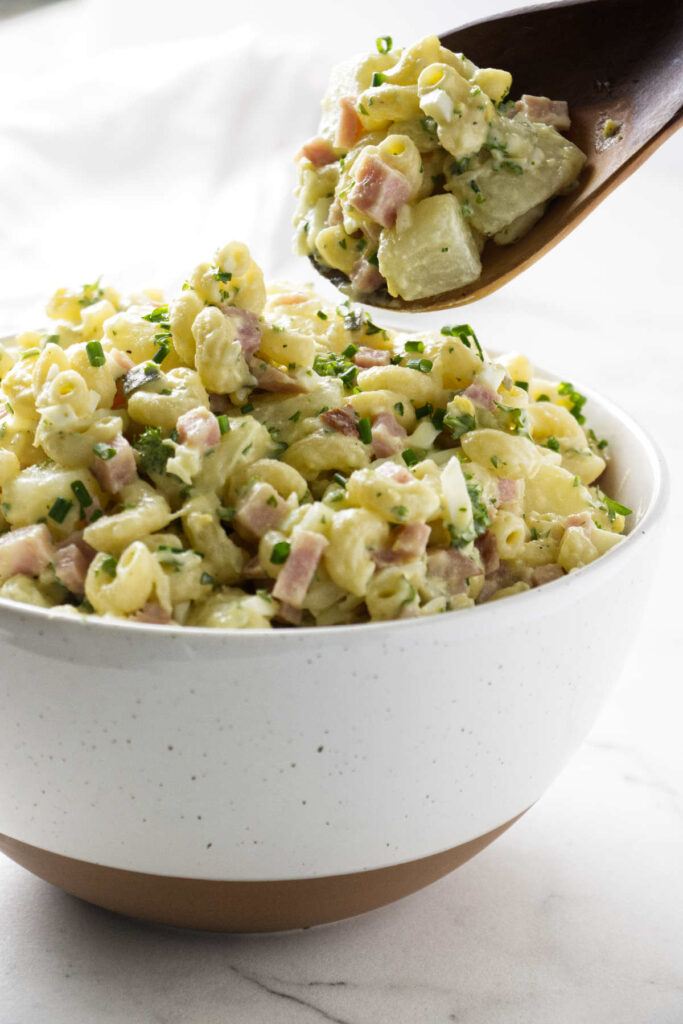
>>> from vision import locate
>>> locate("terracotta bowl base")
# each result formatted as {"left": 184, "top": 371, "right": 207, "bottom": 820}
{"left": 0, "top": 813, "right": 525, "bottom": 932}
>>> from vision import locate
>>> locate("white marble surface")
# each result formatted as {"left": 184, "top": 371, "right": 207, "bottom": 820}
{"left": 1, "top": 1, "right": 682, "bottom": 1021}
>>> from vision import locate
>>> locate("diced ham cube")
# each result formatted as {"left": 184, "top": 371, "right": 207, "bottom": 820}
{"left": 273, "top": 530, "right": 328, "bottom": 608}
{"left": 373, "top": 522, "right": 431, "bottom": 568}
{"left": 320, "top": 406, "right": 359, "bottom": 437}
{"left": 91, "top": 434, "right": 138, "bottom": 493}
{"left": 349, "top": 152, "right": 414, "bottom": 229}
{"left": 514, "top": 95, "right": 571, "bottom": 131}
{"left": 54, "top": 542, "right": 90, "bottom": 596}
{"left": 209, "top": 392, "right": 230, "bottom": 415}
{"left": 131, "top": 602, "right": 174, "bottom": 624}
{"left": 350, "top": 256, "right": 385, "bottom": 294}
{"left": 298, "top": 135, "right": 338, "bottom": 167}
{"left": 235, "top": 482, "right": 288, "bottom": 539}
{"left": 393, "top": 522, "right": 431, "bottom": 560}
{"left": 275, "top": 601, "right": 303, "bottom": 626}
{"left": 475, "top": 530, "right": 500, "bottom": 575}
{"left": 427, "top": 547, "right": 482, "bottom": 594}
{"left": 177, "top": 406, "right": 220, "bottom": 452}
{"left": 221, "top": 306, "right": 262, "bottom": 358}
{"left": 336, "top": 96, "right": 365, "bottom": 149}
{"left": 371, "top": 412, "right": 406, "bottom": 458}
{"left": 375, "top": 461, "right": 413, "bottom": 484}
{"left": 498, "top": 478, "right": 521, "bottom": 504}
{"left": 248, "top": 358, "right": 308, "bottom": 394}
{"left": 269, "top": 293, "right": 309, "bottom": 307}
{"left": 327, "top": 199, "right": 344, "bottom": 226}
{"left": 463, "top": 383, "right": 497, "bottom": 411}
{"left": 110, "top": 348, "right": 135, "bottom": 374}
{"left": 0, "top": 524, "right": 54, "bottom": 580}
{"left": 476, "top": 566, "right": 511, "bottom": 604}
{"left": 531, "top": 564, "right": 565, "bottom": 587}
{"left": 565, "top": 512, "right": 593, "bottom": 535}
{"left": 353, "top": 346, "right": 391, "bottom": 369}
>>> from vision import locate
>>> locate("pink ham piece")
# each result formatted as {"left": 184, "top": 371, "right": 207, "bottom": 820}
{"left": 248, "top": 358, "right": 308, "bottom": 395}
{"left": 131, "top": 603, "right": 174, "bottom": 624}
{"left": 476, "top": 566, "right": 511, "bottom": 604}
{"left": 514, "top": 95, "right": 571, "bottom": 130}
{"left": 54, "top": 543, "right": 90, "bottom": 596}
{"left": 531, "top": 564, "right": 565, "bottom": 588}
{"left": 0, "top": 524, "right": 54, "bottom": 580}
{"left": 321, "top": 406, "right": 359, "bottom": 437}
{"left": 350, "top": 256, "right": 385, "bottom": 294}
{"left": 371, "top": 412, "right": 406, "bottom": 458}
{"left": 273, "top": 530, "right": 329, "bottom": 608}
{"left": 235, "top": 482, "right": 288, "bottom": 540}
{"left": 427, "top": 547, "right": 482, "bottom": 594}
{"left": 221, "top": 306, "right": 262, "bottom": 358}
{"left": 109, "top": 348, "right": 135, "bottom": 374}
{"left": 209, "top": 392, "right": 230, "bottom": 415}
{"left": 497, "top": 478, "right": 521, "bottom": 504}
{"left": 327, "top": 199, "right": 344, "bottom": 226}
{"left": 353, "top": 346, "right": 391, "bottom": 369}
{"left": 336, "top": 96, "right": 365, "bottom": 149}
{"left": 373, "top": 522, "right": 431, "bottom": 568}
{"left": 177, "top": 406, "right": 220, "bottom": 452}
{"left": 475, "top": 531, "right": 500, "bottom": 575}
{"left": 565, "top": 512, "right": 593, "bottom": 536}
{"left": 298, "top": 135, "right": 338, "bottom": 167}
{"left": 349, "top": 152, "right": 414, "bottom": 228}
{"left": 463, "top": 383, "right": 497, "bottom": 411}
{"left": 375, "top": 461, "right": 413, "bottom": 484}
{"left": 91, "top": 434, "right": 137, "bottom": 493}
{"left": 275, "top": 601, "right": 303, "bottom": 626}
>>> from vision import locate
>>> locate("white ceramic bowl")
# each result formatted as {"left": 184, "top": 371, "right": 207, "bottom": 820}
{"left": 0, "top": 382, "right": 668, "bottom": 931}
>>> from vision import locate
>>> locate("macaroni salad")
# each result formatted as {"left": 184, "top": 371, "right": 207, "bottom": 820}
{"left": 0, "top": 242, "right": 630, "bottom": 628}
{"left": 294, "top": 35, "right": 586, "bottom": 301}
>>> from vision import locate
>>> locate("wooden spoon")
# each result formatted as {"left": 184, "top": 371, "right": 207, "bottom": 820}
{"left": 311, "top": 0, "right": 683, "bottom": 312}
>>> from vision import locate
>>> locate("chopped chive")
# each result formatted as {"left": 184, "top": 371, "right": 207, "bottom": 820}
{"left": 333, "top": 472, "right": 347, "bottom": 487}
{"left": 270, "top": 541, "right": 291, "bottom": 565}
{"left": 70, "top": 480, "right": 92, "bottom": 509}
{"left": 141, "top": 305, "right": 169, "bottom": 323}
{"left": 49, "top": 497, "right": 73, "bottom": 524}
{"left": 391, "top": 505, "right": 408, "bottom": 519}
{"left": 431, "top": 407, "right": 446, "bottom": 430}
{"left": 603, "top": 495, "right": 632, "bottom": 521}
{"left": 288, "top": 410, "right": 301, "bottom": 423}
{"left": 405, "top": 357, "right": 432, "bottom": 373}
{"left": 217, "top": 506, "right": 236, "bottom": 521}
{"left": 402, "top": 448, "right": 418, "bottom": 467}
{"left": 545, "top": 436, "right": 561, "bottom": 451}
{"left": 316, "top": 310, "right": 328, "bottom": 320}
{"left": 342, "top": 343, "right": 359, "bottom": 358}
{"left": 515, "top": 380, "right": 529, "bottom": 391}
{"left": 241, "top": 403, "right": 255, "bottom": 414}
{"left": 371, "top": 71, "right": 387, "bottom": 87}
{"left": 214, "top": 270, "right": 232, "bottom": 282}
{"left": 404, "top": 340, "right": 424, "bottom": 353}
{"left": 357, "top": 417, "right": 372, "bottom": 444}
{"left": 217, "top": 414, "right": 230, "bottom": 435}
{"left": 376, "top": 35, "right": 392, "bottom": 53}
{"left": 86, "top": 340, "right": 106, "bottom": 367}
{"left": 93, "top": 442, "right": 116, "bottom": 460}
{"left": 99, "top": 555, "right": 117, "bottom": 577}
{"left": 394, "top": 402, "right": 404, "bottom": 416}
{"left": 415, "top": 403, "right": 433, "bottom": 420}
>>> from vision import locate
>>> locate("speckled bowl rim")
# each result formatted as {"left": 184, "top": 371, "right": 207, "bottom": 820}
{"left": 0, "top": 373, "right": 668, "bottom": 642}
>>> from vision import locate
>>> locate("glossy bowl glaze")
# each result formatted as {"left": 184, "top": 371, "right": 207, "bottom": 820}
{"left": 0, "top": 384, "right": 668, "bottom": 931}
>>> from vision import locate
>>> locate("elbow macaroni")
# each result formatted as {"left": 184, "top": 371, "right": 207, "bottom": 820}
{"left": 0, "top": 243, "right": 628, "bottom": 626}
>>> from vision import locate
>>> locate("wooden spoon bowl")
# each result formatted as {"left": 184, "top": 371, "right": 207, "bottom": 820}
{"left": 312, "top": 0, "right": 683, "bottom": 312}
